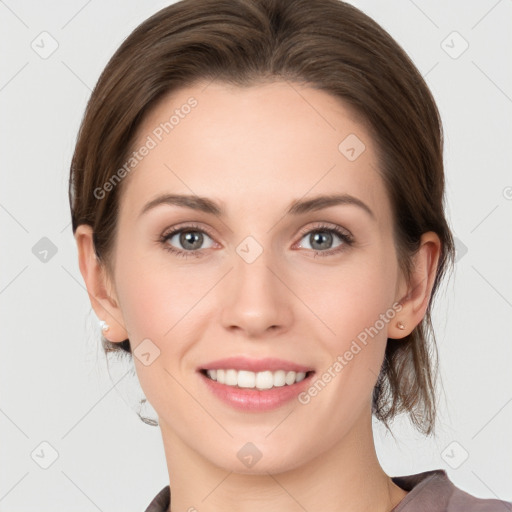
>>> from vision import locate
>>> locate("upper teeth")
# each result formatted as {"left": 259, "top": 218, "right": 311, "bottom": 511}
{"left": 206, "top": 369, "right": 307, "bottom": 390}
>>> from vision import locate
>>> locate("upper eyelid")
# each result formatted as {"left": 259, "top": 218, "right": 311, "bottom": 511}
{"left": 297, "top": 222, "right": 351, "bottom": 237}
{"left": 162, "top": 222, "right": 216, "bottom": 240}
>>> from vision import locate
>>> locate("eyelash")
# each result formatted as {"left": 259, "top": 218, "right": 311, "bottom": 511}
{"left": 158, "top": 223, "right": 354, "bottom": 259}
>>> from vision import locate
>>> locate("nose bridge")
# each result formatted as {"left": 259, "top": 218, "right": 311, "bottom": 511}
{"left": 220, "top": 235, "right": 293, "bottom": 335}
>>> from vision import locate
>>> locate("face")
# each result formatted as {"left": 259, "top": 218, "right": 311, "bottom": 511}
{"left": 107, "top": 81, "right": 404, "bottom": 473}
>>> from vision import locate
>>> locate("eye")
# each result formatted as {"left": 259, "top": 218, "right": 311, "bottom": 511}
{"left": 159, "top": 224, "right": 216, "bottom": 258}
{"left": 158, "top": 222, "right": 354, "bottom": 259}
{"left": 296, "top": 223, "right": 353, "bottom": 257}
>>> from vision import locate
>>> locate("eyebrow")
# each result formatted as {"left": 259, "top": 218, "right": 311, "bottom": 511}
{"left": 138, "top": 193, "right": 375, "bottom": 220}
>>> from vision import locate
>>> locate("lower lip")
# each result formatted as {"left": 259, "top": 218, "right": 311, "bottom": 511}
{"left": 199, "top": 371, "right": 314, "bottom": 412}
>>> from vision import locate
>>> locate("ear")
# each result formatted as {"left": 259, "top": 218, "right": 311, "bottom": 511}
{"left": 74, "top": 224, "right": 129, "bottom": 343}
{"left": 389, "top": 231, "right": 441, "bottom": 339}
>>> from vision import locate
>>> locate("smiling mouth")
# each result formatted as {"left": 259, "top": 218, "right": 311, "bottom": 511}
{"left": 200, "top": 368, "right": 315, "bottom": 390}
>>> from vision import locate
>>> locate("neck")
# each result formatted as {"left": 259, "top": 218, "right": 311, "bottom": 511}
{"left": 159, "top": 409, "right": 408, "bottom": 512}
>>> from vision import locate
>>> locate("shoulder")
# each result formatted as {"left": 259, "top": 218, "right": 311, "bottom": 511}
{"left": 391, "top": 469, "right": 512, "bottom": 511}
{"left": 143, "top": 472, "right": 512, "bottom": 512}
{"left": 143, "top": 485, "right": 170, "bottom": 512}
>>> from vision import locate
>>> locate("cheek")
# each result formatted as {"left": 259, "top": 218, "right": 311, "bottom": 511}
{"left": 307, "top": 247, "right": 398, "bottom": 364}
{"left": 318, "top": 253, "right": 396, "bottom": 321}
{"left": 113, "top": 256, "right": 203, "bottom": 411}
{"left": 113, "top": 252, "right": 219, "bottom": 381}
{"left": 114, "top": 249, "right": 202, "bottom": 339}
{"left": 297, "top": 259, "right": 398, "bottom": 429}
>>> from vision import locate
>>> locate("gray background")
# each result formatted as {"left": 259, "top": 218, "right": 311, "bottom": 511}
{"left": 1, "top": 0, "right": 511, "bottom": 510}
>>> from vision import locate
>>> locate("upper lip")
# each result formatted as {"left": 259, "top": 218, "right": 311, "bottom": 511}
{"left": 199, "top": 357, "right": 314, "bottom": 373}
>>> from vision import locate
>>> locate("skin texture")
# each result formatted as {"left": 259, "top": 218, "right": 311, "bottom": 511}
{"left": 75, "top": 81, "right": 441, "bottom": 512}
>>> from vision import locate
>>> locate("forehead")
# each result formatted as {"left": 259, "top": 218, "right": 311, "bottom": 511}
{"left": 118, "top": 80, "right": 390, "bottom": 225}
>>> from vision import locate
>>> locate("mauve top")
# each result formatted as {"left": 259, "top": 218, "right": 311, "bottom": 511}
{"left": 143, "top": 469, "right": 512, "bottom": 512}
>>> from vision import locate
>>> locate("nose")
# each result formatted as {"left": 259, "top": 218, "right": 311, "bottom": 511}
{"left": 220, "top": 248, "right": 294, "bottom": 338}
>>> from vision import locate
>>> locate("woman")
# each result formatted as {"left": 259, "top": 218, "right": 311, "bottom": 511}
{"left": 69, "top": 0, "right": 512, "bottom": 510}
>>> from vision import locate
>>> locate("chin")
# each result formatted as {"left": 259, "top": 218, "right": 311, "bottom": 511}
{"left": 205, "top": 438, "right": 310, "bottom": 476}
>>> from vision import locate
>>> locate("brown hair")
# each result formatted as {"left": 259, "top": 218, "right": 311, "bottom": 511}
{"left": 69, "top": 0, "right": 455, "bottom": 435}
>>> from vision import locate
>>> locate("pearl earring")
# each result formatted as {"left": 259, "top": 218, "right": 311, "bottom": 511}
{"left": 396, "top": 321, "right": 405, "bottom": 330}
{"left": 99, "top": 320, "right": 110, "bottom": 332}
